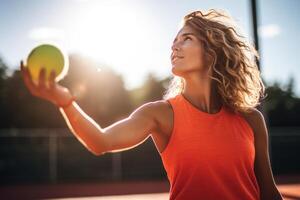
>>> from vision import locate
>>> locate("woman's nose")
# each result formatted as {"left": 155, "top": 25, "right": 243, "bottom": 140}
{"left": 171, "top": 42, "right": 180, "bottom": 51}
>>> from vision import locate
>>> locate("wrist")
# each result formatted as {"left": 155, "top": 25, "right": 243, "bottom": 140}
{"left": 56, "top": 95, "right": 76, "bottom": 109}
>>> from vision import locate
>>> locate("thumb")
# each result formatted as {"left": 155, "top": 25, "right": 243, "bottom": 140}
{"left": 48, "top": 69, "right": 57, "bottom": 90}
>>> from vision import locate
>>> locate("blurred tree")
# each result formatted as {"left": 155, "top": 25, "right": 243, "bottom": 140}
{"left": 264, "top": 77, "right": 300, "bottom": 126}
{"left": 129, "top": 72, "right": 166, "bottom": 107}
{"left": 0, "top": 57, "right": 9, "bottom": 128}
{"left": 61, "top": 54, "right": 133, "bottom": 127}
{"left": 143, "top": 73, "right": 167, "bottom": 102}
{"left": 0, "top": 57, "right": 7, "bottom": 79}
{"left": 4, "top": 69, "right": 64, "bottom": 128}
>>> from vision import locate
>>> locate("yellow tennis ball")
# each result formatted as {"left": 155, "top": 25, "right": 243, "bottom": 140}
{"left": 26, "top": 44, "right": 69, "bottom": 85}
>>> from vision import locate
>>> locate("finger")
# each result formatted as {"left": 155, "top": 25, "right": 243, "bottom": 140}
{"left": 48, "top": 70, "right": 56, "bottom": 90}
{"left": 20, "top": 60, "right": 26, "bottom": 79}
{"left": 20, "top": 60, "right": 39, "bottom": 94}
{"left": 20, "top": 60, "right": 33, "bottom": 81}
{"left": 20, "top": 60, "right": 24, "bottom": 71}
{"left": 23, "top": 75, "right": 39, "bottom": 95}
{"left": 20, "top": 60, "right": 27, "bottom": 77}
{"left": 38, "top": 67, "right": 47, "bottom": 89}
{"left": 20, "top": 61, "right": 32, "bottom": 82}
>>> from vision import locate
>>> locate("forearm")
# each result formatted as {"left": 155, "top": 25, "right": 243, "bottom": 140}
{"left": 59, "top": 102, "right": 106, "bottom": 155}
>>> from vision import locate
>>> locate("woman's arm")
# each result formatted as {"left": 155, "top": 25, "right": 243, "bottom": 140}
{"left": 60, "top": 101, "right": 158, "bottom": 155}
{"left": 242, "top": 108, "right": 283, "bottom": 200}
{"left": 20, "top": 61, "right": 159, "bottom": 156}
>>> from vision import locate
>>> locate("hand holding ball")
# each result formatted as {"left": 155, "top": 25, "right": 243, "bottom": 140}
{"left": 26, "top": 44, "right": 69, "bottom": 85}
{"left": 22, "top": 44, "right": 74, "bottom": 108}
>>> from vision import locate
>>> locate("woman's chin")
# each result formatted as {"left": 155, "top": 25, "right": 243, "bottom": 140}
{"left": 171, "top": 65, "right": 183, "bottom": 76}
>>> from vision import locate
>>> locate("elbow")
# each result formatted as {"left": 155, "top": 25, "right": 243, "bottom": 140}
{"left": 83, "top": 144, "right": 105, "bottom": 156}
{"left": 91, "top": 147, "right": 106, "bottom": 156}
{"left": 89, "top": 149, "right": 102, "bottom": 156}
{"left": 87, "top": 138, "right": 108, "bottom": 156}
{"left": 93, "top": 150, "right": 106, "bottom": 156}
{"left": 91, "top": 146, "right": 108, "bottom": 156}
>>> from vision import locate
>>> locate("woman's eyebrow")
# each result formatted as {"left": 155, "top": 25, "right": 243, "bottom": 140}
{"left": 173, "top": 33, "right": 195, "bottom": 43}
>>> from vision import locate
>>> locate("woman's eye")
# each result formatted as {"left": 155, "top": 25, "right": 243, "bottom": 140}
{"left": 184, "top": 37, "right": 191, "bottom": 41}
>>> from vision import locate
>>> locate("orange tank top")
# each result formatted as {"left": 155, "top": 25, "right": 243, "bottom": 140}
{"left": 160, "top": 94, "right": 260, "bottom": 200}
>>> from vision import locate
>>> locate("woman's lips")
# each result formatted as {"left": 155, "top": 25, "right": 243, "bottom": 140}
{"left": 171, "top": 56, "right": 184, "bottom": 64}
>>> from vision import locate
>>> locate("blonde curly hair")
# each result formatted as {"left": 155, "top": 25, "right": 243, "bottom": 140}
{"left": 163, "top": 9, "right": 266, "bottom": 114}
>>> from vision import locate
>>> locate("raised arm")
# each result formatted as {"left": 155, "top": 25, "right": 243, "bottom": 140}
{"left": 20, "top": 61, "right": 159, "bottom": 156}
{"left": 60, "top": 101, "right": 158, "bottom": 155}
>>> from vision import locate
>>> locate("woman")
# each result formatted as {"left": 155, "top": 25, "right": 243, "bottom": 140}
{"left": 21, "top": 9, "right": 283, "bottom": 200}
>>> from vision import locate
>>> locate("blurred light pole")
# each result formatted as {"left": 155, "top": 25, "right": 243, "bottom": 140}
{"left": 250, "top": 0, "right": 260, "bottom": 71}
{"left": 250, "top": 0, "right": 273, "bottom": 164}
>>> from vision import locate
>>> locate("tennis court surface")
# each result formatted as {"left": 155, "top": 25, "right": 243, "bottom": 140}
{"left": 1, "top": 175, "right": 299, "bottom": 200}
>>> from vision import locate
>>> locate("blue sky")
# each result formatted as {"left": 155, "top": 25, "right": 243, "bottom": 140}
{"left": 0, "top": 0, "right": 299, "bottom": 96}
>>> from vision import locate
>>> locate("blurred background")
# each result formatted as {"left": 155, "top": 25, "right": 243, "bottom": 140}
{"left": 0, "top": 0, "right": 299, "bottom": 199}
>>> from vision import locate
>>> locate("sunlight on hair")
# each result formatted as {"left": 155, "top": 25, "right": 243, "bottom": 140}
{"left": 163, "top": 9, "right": 265, "bottom": 113}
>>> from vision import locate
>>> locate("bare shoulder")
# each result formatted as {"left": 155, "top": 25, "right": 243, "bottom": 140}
{"left": 239, "top": 107, "right": 267, "bottom": 136}
{"left": 139, "top": 99, "right": 172, "bottom": 122}
{"left": 137, "top": 99, "right": 173, "bottom": 135}
{"left": 134, "top": 100, "right": 171, "bottom": 117}
{"left": 240, "top": 107, "right": 264, "bottom": 120}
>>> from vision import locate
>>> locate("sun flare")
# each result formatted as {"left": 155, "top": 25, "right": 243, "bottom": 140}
{"left": 67, "top": 1, "right": 156, "bottom": 76}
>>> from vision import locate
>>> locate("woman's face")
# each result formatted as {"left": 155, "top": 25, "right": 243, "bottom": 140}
{"left": 171, "top": 25, "right": 209, "bottom": 77}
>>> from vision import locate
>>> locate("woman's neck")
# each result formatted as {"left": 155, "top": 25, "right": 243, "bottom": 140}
{"left": 182, "top": 76, "right": 222, "bottom": 114}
